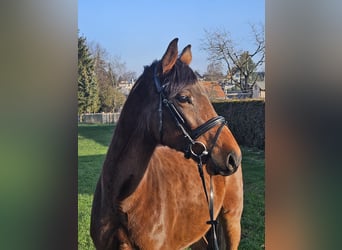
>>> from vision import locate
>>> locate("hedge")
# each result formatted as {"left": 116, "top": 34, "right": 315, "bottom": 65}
{"left": 213, "top": 99, "right": 265, "bottom": 149}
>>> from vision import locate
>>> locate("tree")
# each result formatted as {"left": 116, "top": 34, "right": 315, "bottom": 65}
{"left": 204, "top": 61, "right": 224, "bottom": 81}
{"left": 102, "top": 86, "right": 126, "bottom": 112}
{"left": 90, "top": 43, "right": 128, "bottom": 112}
{"left": 201, "top": 24, "right": 265, "bottom": 91}
{"left": 78, "top": 35, "right": 100, "bottom": 114}
{"left": 90, "top": 42, "right": 115, "bottom": 112}
{"left": 236, "top": 51, "right": 257, "bottom": 90}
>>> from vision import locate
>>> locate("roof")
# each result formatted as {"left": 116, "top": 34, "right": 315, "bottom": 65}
{"left": 200, "top": 81, "right": 226, "bottom": 99}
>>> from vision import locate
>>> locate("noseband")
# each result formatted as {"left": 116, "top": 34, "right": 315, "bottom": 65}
{"left": 153, "top": 65, "right": 226, "bottom": 162}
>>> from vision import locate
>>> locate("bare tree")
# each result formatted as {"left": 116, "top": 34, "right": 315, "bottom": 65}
{"left": 205, "top": 61, "right": 224, "bottom": 81}
{"left": 89, "top": 42, "right": 127, "bottom": 112}
{"left": 201, "top": 24, "right": 265, "bottom": 92}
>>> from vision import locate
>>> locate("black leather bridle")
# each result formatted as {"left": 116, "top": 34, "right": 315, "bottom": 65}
{"left": 153, "top": 65, "right": 226, "bottom": 162}
{"left": 154, "top": 64, "right": 226, "bottom": 250}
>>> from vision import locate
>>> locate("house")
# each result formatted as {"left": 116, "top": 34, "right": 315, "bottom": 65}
{"left": 229, "top": 71, "right": 265, "bottom": 82}
{"left": 252, "top": 81, "right": 265, "bottom": 99}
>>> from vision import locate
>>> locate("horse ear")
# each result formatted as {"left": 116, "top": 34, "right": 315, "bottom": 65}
{"left": 179, "top": 45, "right": 192, "bottom": 65}
{"left": 161, "top": 38, "right": 178, "bottom": 74}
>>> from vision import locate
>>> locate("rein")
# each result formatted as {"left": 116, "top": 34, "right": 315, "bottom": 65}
{"left": 197, "top": 156, "right": 219, "bottom": 250}
{"left": 154, "top": 64, "right": 222, "bottom": 250}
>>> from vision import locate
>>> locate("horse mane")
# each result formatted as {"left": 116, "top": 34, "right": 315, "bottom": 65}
{"left": 132, "top": 59, "right": 197, "bottom": 99}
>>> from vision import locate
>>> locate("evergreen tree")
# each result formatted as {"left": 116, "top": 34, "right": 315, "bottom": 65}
{"left": 78, "top": 35, "right": 100, "bottom": 114}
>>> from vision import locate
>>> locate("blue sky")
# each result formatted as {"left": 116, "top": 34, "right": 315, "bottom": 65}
{"left": 78, "top": 0, "right": 264, "bottom": 75}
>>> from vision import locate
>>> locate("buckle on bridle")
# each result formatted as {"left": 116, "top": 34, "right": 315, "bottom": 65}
{"left": 184, "top": 141, "right": 208, "bottom": 160}
{"left": 190, "top": 141, "right": 208, "bottom": 158}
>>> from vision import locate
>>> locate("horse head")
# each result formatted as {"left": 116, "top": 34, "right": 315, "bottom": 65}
{"left": 136, "top": 38, "right": 241, "bottom": 176}
{"left": 126, "top": 38, "right": 241, "bottom": 175}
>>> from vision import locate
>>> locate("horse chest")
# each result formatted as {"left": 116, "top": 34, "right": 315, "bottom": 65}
{"left": 119, "top": 170, "right": 226, "bottom": 250}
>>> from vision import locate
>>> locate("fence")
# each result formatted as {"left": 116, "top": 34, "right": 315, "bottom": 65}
{"left": 226, "top": 90, "right": 253, "bottom": 99}
{"left": 78, "top": 112, "right": 121, "bottom": 124}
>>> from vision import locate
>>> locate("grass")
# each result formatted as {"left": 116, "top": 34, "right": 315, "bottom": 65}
{"left": 78, "top": 124, "right": 114, "bottom": 250}
{"left": 239, "top": 148, "right": 265, "bottom": 249}
{"left": 78, "top": 124, "right": 264, "bottom": 249}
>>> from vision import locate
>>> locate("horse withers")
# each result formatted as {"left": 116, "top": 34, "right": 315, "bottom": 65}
{"left": 90, "top": 38, "right": 243, "bottom": 250}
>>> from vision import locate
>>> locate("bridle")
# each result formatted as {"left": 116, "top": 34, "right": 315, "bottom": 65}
{"left": 153, "top": 64, "right": 226, "bottom": 161}
{"left": 154, "top": 63, "right": 225, "bottom": 250}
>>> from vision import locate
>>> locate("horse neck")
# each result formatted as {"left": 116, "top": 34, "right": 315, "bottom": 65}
{"left": 92, "top": 117, "right": 157, "bottom": 247}
{"left": 101, "top": 79, "right": 158, "bottom": 201}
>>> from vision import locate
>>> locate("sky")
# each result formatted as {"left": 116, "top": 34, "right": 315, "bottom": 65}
{"left": 78, "top": 0, "right": 264, "bottom": 76}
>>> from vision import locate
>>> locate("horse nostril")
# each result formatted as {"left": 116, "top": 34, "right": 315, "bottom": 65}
{"left": 226, "top": 152, "right": 241, "bottom": 171}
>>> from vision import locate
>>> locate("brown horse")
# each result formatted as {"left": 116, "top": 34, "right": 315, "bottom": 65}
{"left": 90, "top": 38, "right": 243, "bottom": 250}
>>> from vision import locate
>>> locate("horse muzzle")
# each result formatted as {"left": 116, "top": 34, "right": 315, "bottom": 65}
{"left": 207, "top": 151, "right": 241, "bottom": 176}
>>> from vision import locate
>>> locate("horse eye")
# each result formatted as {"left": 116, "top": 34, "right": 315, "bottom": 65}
{"left": 176, "top": 95, "right": 190, "bottom": 103}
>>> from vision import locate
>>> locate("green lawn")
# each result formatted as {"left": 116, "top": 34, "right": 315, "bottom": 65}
{"left": 78, "top": 124, "right": 264, "bottom": 249}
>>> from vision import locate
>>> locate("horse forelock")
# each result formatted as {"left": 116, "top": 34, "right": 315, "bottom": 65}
{"left": 160, "top": 60, "right": 197, "bottom": 98}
